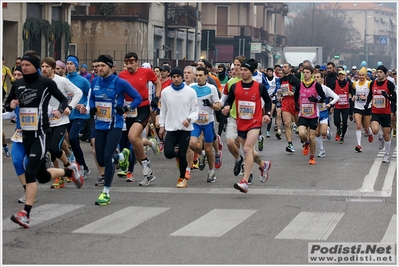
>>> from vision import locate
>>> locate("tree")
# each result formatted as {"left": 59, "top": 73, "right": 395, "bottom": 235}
{"left": 285, "top": 4, "right": 361, "bottom": 63}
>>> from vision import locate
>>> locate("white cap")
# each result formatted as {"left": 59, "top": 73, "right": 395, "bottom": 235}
{"left": 142, "top": 62, "right": 151, "bottom": 69}
{"left": 367, "top": 68, "right": 372, "bottom": 72}
{"left": 352, "top": 66, "right": 357, "bottom": 69}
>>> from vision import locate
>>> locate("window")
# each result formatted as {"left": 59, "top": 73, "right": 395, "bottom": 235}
{"left": 217, "top": 6, "right": 228, "bottom": 36}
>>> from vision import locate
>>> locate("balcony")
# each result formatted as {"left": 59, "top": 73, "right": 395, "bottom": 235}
{"left": 166, "top": 3, "right": 198, "bottom": 28}
{"left": 71, "top": 3, "right": 150, "bottom": 21}
{"left": 267, "top": 34, "right": 287, "bottom": 46}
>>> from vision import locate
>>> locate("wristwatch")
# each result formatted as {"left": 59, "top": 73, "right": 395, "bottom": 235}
{"left": 68, "top": 105, "right": 73, "bottom": 110}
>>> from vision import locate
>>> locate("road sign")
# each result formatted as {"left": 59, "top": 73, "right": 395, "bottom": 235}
{"left": 380, "top": 37, "right": 388, "bottom": 45}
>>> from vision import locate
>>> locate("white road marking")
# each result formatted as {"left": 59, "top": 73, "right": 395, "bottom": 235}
{"left": 359, "top": 158, "right": 383, "bottom": 193}
{"left": 381, "top": 147, "right": 397, "bottom": 197}
{"left": 381, "top": 214, "right": 396, "bottom": 243}
{"left": 170, "top": 209, "right": 256, "bottom": 237}
{"left": 275, "top": 211, "right": 344, "bottom": 240}
{"left": 4, "top": 204, "right": 85, "bottom": 230}
{"left": 72, "top": 206, "right": 169, "bottom": 234}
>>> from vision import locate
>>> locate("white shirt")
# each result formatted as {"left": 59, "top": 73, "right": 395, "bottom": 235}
{"left": 159, "top": 84, "right": 198, "bottom": 132}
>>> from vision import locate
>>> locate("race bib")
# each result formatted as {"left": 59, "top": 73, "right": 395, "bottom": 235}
{"left": 373, "top": 95, "right": 386, "bottom": 108}
{"left": 356, "top": 93, "right": 366, "bottom": 102}
{"left": 301, "top": 103, "right": 314, "bottom": 117}
{"left": 197, "top": 112, "right": 209, "bottom": 123}
{"left": 281, "top": 84, "right": 290, "bottom": 96}
{"left": 238, "top": 100, "right": 255, "bottom": 120}
{"left": 124, "top": 101, "right": 138, "bottom": 118}
{"left": 11, "top": 130, "right": 23, "bottom": 142}
{"left": 96, "top": 101, "right": 112, "bottom": 122}
{"left": 317, "top": 103, "right": 326, "bottom": 111}
{"left": 338, "top": 94, "right": 348, "bottom": 105}
{"left": 49, "top": 106, "right": 59, "bottom": 125}
{"left": 19, "top": 107, "right": 38, "bottom": 130}
{"left": 67, "top": 93, "right": 74, "bottom": 104}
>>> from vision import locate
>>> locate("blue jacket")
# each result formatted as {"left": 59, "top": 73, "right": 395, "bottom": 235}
{"left": 66, "top": 71, "right": 91, "bottom": 120}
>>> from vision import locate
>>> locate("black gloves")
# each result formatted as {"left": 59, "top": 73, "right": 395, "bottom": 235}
{"left": 115, "top": 106, "right": 130, "bottom": 115}
{"left": 295, "top": 103, "right": 300, "bottom": 112}
{"left": 90, "top": 107, "right": 97, "bottom": 118}
{"left": 381, "top": 91, "right": 395, "bottom": 101}
{"left": 202, "top": 99, "right": 212, "bottom": 107}
{"left": 308, "top": 95, "right": 319, "bottom": 103}
{"left": 151, "top": 96, "right": 159, "bottom": 108}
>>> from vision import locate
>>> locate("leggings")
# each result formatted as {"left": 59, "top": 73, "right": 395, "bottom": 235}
{"left": 334, "top": 108, "right": 349, "bottom": 138}
{"left": 49, "top": 124, "right": 67, "bottom": 162}
{"left": 119, "top": 130, "right": 136, "bottom": 173}
{"left": 67, "top": 119, "right": 88, "bottom": 170}
{"left": 164, "top": 130, "right": 191, "bottom": 179}
{"left": 23, "top": 132, "right": 52, "bottom": 184}
{"left": 95, "top": 128, "right": 122, "bottom": 188}
{"left": 11, "top": 141, "right": 28, "bottom": 176}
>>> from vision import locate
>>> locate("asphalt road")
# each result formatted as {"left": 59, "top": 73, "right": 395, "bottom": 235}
{"left": 2, "top": 118, "right": 397, "bottom": 266}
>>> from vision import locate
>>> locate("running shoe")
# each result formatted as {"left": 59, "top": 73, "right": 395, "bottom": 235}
{"left": 266, "top": 131, "right": 270, "bottom": 138}
{"left": 66, "top": 176, "right": 71, "bottom": 183}
{"left": 302, "top": 142, "right": 310, "bottom": 156}
{"left": 176, "top": 178, "right": 188, "bottom": 188}
{"left": 339, "top": 138, "right": 345, "bottom": 144}
{"left": 378, "top": 138, "right": 384, "bottom": 150}
{"left": 234, "top": 156, "right": 243, "bottom": 176}
{"left": 275, "top": 130, "right": 282, "bottom": 140}
{"left": 317, "top": 149, "right": 326, "bottom": 158}
{"left": 393, "top": 130, "right": 397, "bottom": 137}
{"left": 198, "top": 152, "right": 206, "bottom": 171}
{"left": 308, "top": 157, "right": 316, "bottom": 165}
{"left": 139, "top": 171, "right": 156, "bottom": 186}
{"left": 84, "top": 168, "right": 91, "bottom": 177}
{"left": 3, "top": 146, "right": 10, "bottom": 157}
{"left": 68, "top": 162, "right": 84, "bottom": 188}
{"left": 67, "top": 152, "right": 75, "bottom": 163}
{"left": 248, "top": 173, "right": 253, "bottom": 184}
{"left": 216, "top": 134, "right": 223, "bottom": 150}
{"left": 10, "top": 209, "right": 30, "bottom": 228}
{"left": 45, "top": 151, "right": 53, "bottom": 168}
{"left": 258, "top": 135, "right": 265, "bottom": 151}
{"left": 142, "top": 160, "right": 152, "bottom": 176}
{"left": 17, "top": 193, "right": 35, "bottom": 203}
{"left": 349, "top": 115, "right": 353, "bottom": 122}
{"left": 159, "top": 141, "right": 164, "bottom": 153}
{"left": 95, "top": 177, "right": 104, "bottom": 186}
{"left": 149, "top": 138, "right": 160, "bottom": 156}
{"left": 117, "top": 170, "right": 128, "bottom": 177}
{"left": 215, "top": 151, "right": 222, "bottom": 169}
{"left": 126, "top": 172, "right": 134, "bottom": 182}
{"left": 50, "top": 177, "right": 65, "bottom": 189}
{"left": 274, "top": 125, "right": 278, "bottom": 131}
{"left": 234, "top": 178, "right": 248, "bottom": 193}
{"left": 207, "top": 172, "right": 216, "bottom": 183}
{"left": 326, "top": 127, "right": 332, "bottom": 140}
{"left": 119, "top": 148, "right": 130, "bottom": 171}
{"left": 259, "top": 160, "right": 271, "bottom": 183}
{"left": 239, "top": 163, "right": 244, "bottom": 176}
{"left": 185, "top": 170, "right": 191, "bottom": 180}
{"left": 192, "top": 160, "right": 199, "bottom": 169}
{"left": 95, "top": 192, "right": 110, "bottom": 206}
{"left": 286, "top": 144, "right": 295, "bottom": 153}
{"left": 335, "top": 132, "right": 340, "bottom": 141}
{"left": 382, "top": 154, "right": 390, "bottom": 163}
{"left": 368, "top": 134, "right": 374, "bottom": 143}
{"left": 355, "top": 145, "right": 362, "bottom": 152}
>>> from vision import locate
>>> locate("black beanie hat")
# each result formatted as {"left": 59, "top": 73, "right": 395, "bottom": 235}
{"left": 22, "top": 53, "right": 41, "bottom": 70}
{"left": 376, "top": 65, "right": 388, "bottom": 74}
{"left": 242, "top": 59, "right": 257, "bottom": 73}
{"left": 170, "top": 67, "right": 184, "bottom": 77}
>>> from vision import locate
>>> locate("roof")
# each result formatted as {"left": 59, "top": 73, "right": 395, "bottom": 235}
{"left": 316, "top": 2, "right": 395, "bottom": 13}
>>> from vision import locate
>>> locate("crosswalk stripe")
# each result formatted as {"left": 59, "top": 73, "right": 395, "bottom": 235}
{"left": 359, "top": 158, "right": 383, "bottom": 193}
{"left": 275, "top": 211, "right": 344, "bottom": 240}
{"left": 381, "top": 215, "right": 396, "bottom": 243}
{"left": 170, "top": 209, "right": 256, "bottom": 237}
{"left": 381, "top": 156, "right": 397, "bottom": 197}
{"left": 3, "top": 204, "right": 85, "bottom": 230}
{"left": 72, "top": 206, "right": 169, "bottom": 234}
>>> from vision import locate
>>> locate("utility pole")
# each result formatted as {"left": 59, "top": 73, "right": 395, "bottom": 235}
{"left": 273, "top": 3, "right": 277, "bottom": 66}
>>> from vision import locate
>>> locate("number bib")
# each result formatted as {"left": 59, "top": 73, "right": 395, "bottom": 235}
{"left": 373, "top": 95, "right": 386, "bottom": 108}
{"left": 11, "top": 130, "right": 23, "bottom": 142}
{"left": 238, "top": 101, "right": 255, "bottom": 120}
{"left": 356, "top": 93, "right": 366, "bottom": 102}
{"left": 301, "top": 103, "right": 314, "bottom": 117}
{"left": 338, "top": 94, "right": 348, "bottom": 105}
{"left": 67, "top": 93, "right": 74, "bottom": 104}
{"left": 49, "top": 106, "right": 59, "bottom": 125}
{"left": 124, "top": 101, "right": 138, "bottom": 118}
{"left": 96, "top": 102, "right": 112, "bottom": 122}
{"left": 317, "top": 103, "right": 326, "bottom": 112}
{"left": 19, "top": 107, "right": 38, "bottom": 130}
{"left": 281, "top": 84, "right": 290, "bottom": 96}
{"left": 197, "top": 112, "right": 209, "bottom": 123}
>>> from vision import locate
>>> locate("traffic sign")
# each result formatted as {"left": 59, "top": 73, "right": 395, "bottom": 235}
{"left": 380, "top": 37, "right": 388, "bottom": 45}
